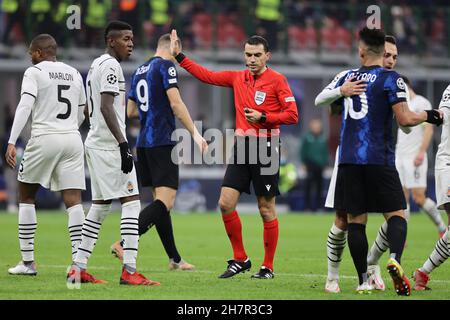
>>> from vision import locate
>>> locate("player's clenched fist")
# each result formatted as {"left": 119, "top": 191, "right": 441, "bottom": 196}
{"left": 119, "top": 142, "right": 134, "bottom": 174}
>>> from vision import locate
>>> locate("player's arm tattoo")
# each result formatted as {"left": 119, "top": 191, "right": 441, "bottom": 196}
{"left": 100, "top": 92, "right": 126, "bottom": 144}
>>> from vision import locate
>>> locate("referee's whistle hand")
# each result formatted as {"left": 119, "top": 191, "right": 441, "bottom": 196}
{"left": 244, "top": 108, "right": 262, "bottom": 123}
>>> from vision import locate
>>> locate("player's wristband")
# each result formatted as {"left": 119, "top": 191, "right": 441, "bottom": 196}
{"left": 259, "top": 112, "right": 267, "bottom": 123}
{"left": 175, "top": 52, "right": 186, "bottom": 63}
{"left": 425, "top": 109, "right": 443, "bottom": 126}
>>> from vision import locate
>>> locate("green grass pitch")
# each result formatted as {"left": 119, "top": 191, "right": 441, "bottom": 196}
{"left": 0, "top": 211, "right": 449, "bottom": 300}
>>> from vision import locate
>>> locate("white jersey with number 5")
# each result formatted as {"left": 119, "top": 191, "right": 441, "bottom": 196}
{"left": 85, "top": 54, "right": 126, "bottom": 151}
{"left": 21, "top": 61, "right": 86, "bottom": 137}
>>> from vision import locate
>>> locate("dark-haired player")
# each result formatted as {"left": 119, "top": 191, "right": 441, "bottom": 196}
{"left": 317, "top": 34, "right": 402, "bottom": 293}
{"left": 6, "top": 34, "right": 86, "bottom": 276}
{"left": 316, "top": 27, "right": 442, "bottom": 295}
{"left": 170, "top": 30, "right": 298, "bottom": 279}
{"left": 67, "top": 21, "right": 159, "bottom": 286}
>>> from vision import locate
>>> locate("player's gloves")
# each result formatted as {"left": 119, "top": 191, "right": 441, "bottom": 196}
{"left": 425, "top": 110, "right": 443, "bottom": 126}
{"left": 119, "top": 142, "right": 133, "bottom": 174}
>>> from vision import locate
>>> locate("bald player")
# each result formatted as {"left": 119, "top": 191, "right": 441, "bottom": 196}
{"left": 6, "top": 34, "right": 87, "bottom": 276}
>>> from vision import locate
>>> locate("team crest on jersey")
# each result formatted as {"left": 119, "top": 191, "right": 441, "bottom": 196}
{"left": 396, "top": 78, "right": 405, "bottom": 90}
{"left": 168, "top": 67, "right": 177, "bottom": 77}
{"left": 127, "top": 181, "right": 134, "bottom": 193}
{"left": 107, "top": 74, "right": 117, "bottom": 84}
{"left": 254, "top": 91, "right": 266, "bottom": 105}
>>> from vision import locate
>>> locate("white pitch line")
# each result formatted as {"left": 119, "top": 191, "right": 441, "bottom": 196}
{"left": 38, "top": 265, "right": 450, "bottom": 284}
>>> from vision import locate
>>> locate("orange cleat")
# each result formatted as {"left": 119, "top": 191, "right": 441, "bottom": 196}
{"left": 67, "top": 265, "right": 107, "bottom": 284}
{"left": 120, "top": 268, "right": 160, "bottom": 286}
{"left": 413, "top": 268, "right": 431, "bottom": 291}
{"left": 386, "top": 258, "right": 411, "bottom": 296}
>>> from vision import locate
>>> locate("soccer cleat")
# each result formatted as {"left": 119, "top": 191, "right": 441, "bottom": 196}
{"left": 412, "top": 269, "right": 431, "bottom": 291}
{"left": 356, "top": 282, "right": 374, "bottom": 294}
{"left": 8, "top": 261, "right": 37, "bottom": 276}
{"left": 110, "top": 240, "right": 124, "bottom": 262}
{"left": 169, "top": 259, "right": 195, "bottom": 271}
{"left": 218, "top": 259, "right": 251, "bottom": 278}
{"left": 367, "top": 264, "right": 386, "bottom": 291}
{"left": 251, "top": 266, "right": 274, "bottom": 279}
{"left": 325, "top": 278, "right": 341, "bottom": 293}
{"left": 66, "top": 265, "right": 107, "bottom": 284}
{"left": 386, "top": 258, "right": 411, "bottom": 296}
{"left": 119, "top": 268, "right": 160, "bottom": 286}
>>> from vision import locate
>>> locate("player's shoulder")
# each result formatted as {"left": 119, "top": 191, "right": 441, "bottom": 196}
{"left": 95, "top": 54, "right": 120, "bottom": 70}
{"left": 267, "top": 68, "right": 290, "bottom": 84}
{"left": 24, "top": 64, "right": 44, "bottom": 76}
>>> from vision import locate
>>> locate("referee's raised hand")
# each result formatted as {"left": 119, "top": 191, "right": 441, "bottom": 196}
{"left": 170, "top": 29, "right": 181, "bottom": 57}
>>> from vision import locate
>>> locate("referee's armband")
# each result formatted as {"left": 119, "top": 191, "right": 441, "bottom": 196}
{"left": 175, "top": 53, "right": 186, "bottom": 63}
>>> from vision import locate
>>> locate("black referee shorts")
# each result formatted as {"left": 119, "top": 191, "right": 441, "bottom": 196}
{"left": 222, "top": 136, "right": 281, "bottom": 197}
{"left": 334, "top": 164, "right": 406, "bottom": 215}
{"left": 136, "top": 145, "right": 179, "bottom": 189}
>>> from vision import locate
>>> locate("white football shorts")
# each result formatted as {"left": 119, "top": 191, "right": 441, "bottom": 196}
{"left": 435, "top": 166, "right": 450, "bottom": 210}
{"left": 18, "top": 133, "right": 86, "bottom": 191}
{"left": 325, "top": 147, "right": 339, "bottom": 209}
{"left": 85, "top": 146, "right": 139, "bottom": 201}
{"left": 395, "top": 155, "right": 428, "bottom": 189}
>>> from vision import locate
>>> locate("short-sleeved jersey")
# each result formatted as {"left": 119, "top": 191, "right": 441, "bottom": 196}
{"left": 334, "top": 66, "right": 407, "bottom": 166}
{"left": 20, "top": 61, "right": 85, "bottom": 137}
{"left": 436, "top": 85, "right": 450, "bottom": 170}
{"left": 396, "top": 94, "right": 432, "bottom": 158}
{"left": 85, "top": 54, "right": 127, "bottom": 150}
{"left": 128, "top": 57, "right": 178, "bottom": 148}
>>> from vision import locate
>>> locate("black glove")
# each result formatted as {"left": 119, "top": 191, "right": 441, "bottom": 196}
{"left": 425, "top": 109, "right": 443, "bottom": 126}
{"left": 119, "top": 142, "right": 133, "bottom": 174}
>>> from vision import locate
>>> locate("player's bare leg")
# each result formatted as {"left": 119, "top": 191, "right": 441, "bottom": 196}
{"left": 383, "top": 210, "right": 411, "bottom": 296}
{"left": 8, "top": 182, "right": 39, "bottom": 276}
{"left": 218, "top": 187, "right": 251, "bottom": 278}
{"left": 250, "top": 195, "right": 276, "bottom": 279}
{"left": 411, "top": 188, "right": 446, "bottom": 237}
{"left": 325, "top": 210, "right": 347, "bottom": 293}
{"left": 413, "top": 203, "right": 450, "bottom": 291}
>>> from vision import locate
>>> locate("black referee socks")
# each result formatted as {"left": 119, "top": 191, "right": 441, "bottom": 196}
{"left": 387, "top": 215, "right": 407, "bottom": 264}
{"left": 348, "top": 223, "right": 368, "bottom": 285}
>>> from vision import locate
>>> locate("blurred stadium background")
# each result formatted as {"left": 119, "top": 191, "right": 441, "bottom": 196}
{"left": 0, "top": 0, "right": 448, "bottom": 214}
